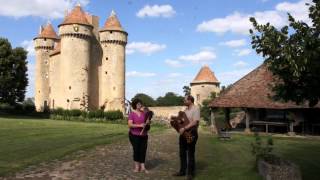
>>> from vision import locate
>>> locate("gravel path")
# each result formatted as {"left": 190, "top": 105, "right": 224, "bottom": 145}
{"left": 4, "top": 129, "right": 187, "bottom": 180}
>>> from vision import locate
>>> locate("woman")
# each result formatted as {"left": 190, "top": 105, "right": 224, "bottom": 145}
{"left": 128, "top": 98, "right": 149, "bottom": 173}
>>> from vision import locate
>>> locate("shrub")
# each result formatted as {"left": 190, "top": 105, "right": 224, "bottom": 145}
{"left": 251, "top": 132, "right": 274, "bottom": 162}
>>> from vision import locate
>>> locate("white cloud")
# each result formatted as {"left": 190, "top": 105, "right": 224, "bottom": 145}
{"left": 179, "top": 50, "right": 216, "bottom": 63}
{"left": 168, "top": 73, "right": 182, "bottom": 78}
{"left": 276, "top": 0, "right": 311, "bottom": 23}
{"left": 126, "top": 71, "right": 156, "bottom": 77}
{"left": 165, "top": 59, "right": 184, "bottom": 68}
{"left": 233, "top": 60, "right": 249, "bottom": 68}
{"left": 0, "top": 0, "right": 89, "bottom": 19}
{"left": 218, "top": 68, "right": 253, "bottom": 86}
{"left": 21, "top": 40, "right": 35, "bottom": 57}
{"left": 137, "top": 4, "right": 176, "bottom": 18}
{"left": 196, "top": 0, "right": 311, "bottom": 35}
{"left": 26, "top": 61, "right": 35, "bottom": 98}
{"left": 220, "top": 39, "right": 246, "bottom": 47}
{"left": 236, "top": 49, "right": 252, "bottom": 56}
{"left": 127, "top": 42, "right": 166, "bottom": 55}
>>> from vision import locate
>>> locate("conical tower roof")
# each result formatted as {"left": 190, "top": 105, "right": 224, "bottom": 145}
{"left": 191, "top": 65, "right": 219, "bottom": 84}
{"left": 59, "top": 4, "right": 91, "bottom": 27}
{"left": 100, "top": 10, "right": 124, "bottom": 31}
{"left": 35, "top": 22, "right": 58, "bottom": 40}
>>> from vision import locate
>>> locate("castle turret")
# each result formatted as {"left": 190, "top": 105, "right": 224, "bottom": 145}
{"left": 58, "top": 4, "right": 93, "bottom": 110}
{"left": 190, "top": 65, "right": 220, "bottom": 105}
{"left": 99, "top": 10, "right": 127, "bottom": 112}
{"left": 34, "top": 22, "right": 58, "bottom": 112}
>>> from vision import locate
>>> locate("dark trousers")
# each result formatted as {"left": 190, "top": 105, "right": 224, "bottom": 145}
{"left": 129, "top": 132, "right": 148, "bottom": 163}
{"left": 179, "top": 131, "right": 198, "bottom": 175}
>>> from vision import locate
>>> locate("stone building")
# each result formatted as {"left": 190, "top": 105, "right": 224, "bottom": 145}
{"left": 34, "top": 5, "right": 127, "bottom": 112}
{"left": 209, "top": 64, "right": 320, "bottom": 135}
{"left": 190, "top": 65, "right": 220, "bottom": 105}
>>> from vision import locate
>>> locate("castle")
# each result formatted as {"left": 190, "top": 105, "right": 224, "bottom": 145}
{"left": 34, "top": 5, "right": 127, "bottom": 112}
{"left": 190, "top": 66, "right": 220, "bottom": 105}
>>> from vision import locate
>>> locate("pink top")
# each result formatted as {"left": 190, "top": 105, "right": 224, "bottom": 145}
{"left": 128, "top": 111, "right": 147, "bottom": 136}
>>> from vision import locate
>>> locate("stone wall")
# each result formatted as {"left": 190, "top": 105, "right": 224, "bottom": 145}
{"left": 149, "top": 106, "right": 185, "bottom": 120}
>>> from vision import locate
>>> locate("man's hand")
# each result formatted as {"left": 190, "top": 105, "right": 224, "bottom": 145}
{"left": 179, "top": 127, "right": 185, "bottom": 135}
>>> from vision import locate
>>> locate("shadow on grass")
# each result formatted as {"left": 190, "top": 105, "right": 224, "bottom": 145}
{"left": 147, "top": 158, "right": 168, "bottom": 170}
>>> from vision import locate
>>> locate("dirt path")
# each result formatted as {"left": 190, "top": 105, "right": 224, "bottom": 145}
{"left": 5, "top": 129, "right": 187, "bottom": 180}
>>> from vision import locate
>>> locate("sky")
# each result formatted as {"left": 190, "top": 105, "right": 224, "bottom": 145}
{"left": 0, "top": 0, "right": 312, "bottom": 100}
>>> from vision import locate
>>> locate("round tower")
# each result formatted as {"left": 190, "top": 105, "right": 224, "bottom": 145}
{"left": 190, "top": 65, "right": 220, "bottom": 105}
{"left": 34, "top": 22, "right": 58, "bottom": 112}
{"left": 58, "top": 4, "right": 93, "bottom": 110}
{"left": 99, "top": 10, "right": 127, "bottom": 112}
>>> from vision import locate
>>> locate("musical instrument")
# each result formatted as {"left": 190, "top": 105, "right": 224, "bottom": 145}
{"left": 170, "top": 111, "right": 197, "bottom": 143}
{"left": 139, "top": 107, "right": 154, "bottom": 135}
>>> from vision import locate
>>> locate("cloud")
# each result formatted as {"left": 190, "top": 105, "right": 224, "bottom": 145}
{"left": 168, "top": 73, "right": 182, "bottom": 78}
{"left": 165, "top": 59, "right": 184, "bottom": 68}
{"left": 179, "top": 50, "right": 216, "bottom": 63}
{"left": 196, "top": 0, "right": 311, "bottom": 35}
{"left": 220, "top": 39, "right": 246, "bottom": 47}
{"left": 137, "top": 4, "right": 176, "bottom": 18}
{"left": 217, "top": 68, "right": 253, "bottom": 86}
{"left": 165, "top": 49, "right": 217, "bottom": 68}
{"left": 127, "top": 42, "right": 166, "bottom": 55}
{"left": 26, "top": 61, "right": 35, "bottom": 98}
{"left": 21, "top": 40, "right": 35, "bottom": 57}
{"left": 126, "top": 71, "right": 156, "bottom": 77}
{"left": 236, "top": 49, "right": 252, "bottom": 56}
{"left": 0, "top": 0, "right": 89, "bottom": 19}
{"left": 233, "top": 60, "right": 249, "bottom": 68}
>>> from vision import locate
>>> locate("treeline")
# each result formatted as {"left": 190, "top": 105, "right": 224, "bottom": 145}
{"left": 131, "top": 92, "right": 184, "bottom": 107}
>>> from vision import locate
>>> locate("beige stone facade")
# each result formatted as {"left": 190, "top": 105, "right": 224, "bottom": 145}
{"left": 34, "top": 5, "right": 127, "bottom": 112}
{"left": 190, "top": 66, "right": 220, "bottom": 105}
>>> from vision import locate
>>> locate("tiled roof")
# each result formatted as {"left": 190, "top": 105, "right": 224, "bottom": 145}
{"left": 209, "top": 64, "right": 320, "bottom": 109}
{"left": 59, "top": 5, "right": 91, "bottom": 27}
{"left": 36, "top": 23, "right": 58, "bottom": 40}
{"left": 101, "top": 10, "right": 124, "bottom": 31}
{"left": 191, "top": 65, "right": 219, "bottom": 84}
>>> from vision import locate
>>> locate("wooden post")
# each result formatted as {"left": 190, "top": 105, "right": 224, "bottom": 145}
{"left": 224, "top": 108, "right": 231, "bottom": 129}
{"left": 245, "top": 109, "right": 251, "bottom": 134}
{"left": 210, "top": 108, "right": 218, "bottom": 134}
{"left": 288, "top": 121, "right": 295, "bottom": 136}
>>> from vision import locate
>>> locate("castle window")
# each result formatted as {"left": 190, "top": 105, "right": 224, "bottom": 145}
{"left": 105, "top": 71, "right": 108, "bottom": 75}
{"left": 196, "top": 94, "right": 200, "bottom": 101}
{"left": 110, "top": 31, "right": 113, "bottom": 34}
{"left": 44, "top": 38, "right": 47, "bottom": 41}
{"left": 69, "top": 86, "right": 71, "bottom": 90}
{"left": 106, "top": 57, "right": 108, "bottom": 61}
{"left": 67, "top": 99, "right": 70, "bottom": 103}
{"left": 45, "top": 61, "right": 48, "bottom": 65}
{"left": 113, "top": 87, "right": 116, "bottom": 90}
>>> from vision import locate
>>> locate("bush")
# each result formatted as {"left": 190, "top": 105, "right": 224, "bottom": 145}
{"left": 49, "top": 108, "right": 124, "bottom": 122}
{"left": 251, "top": 132, "right": 274, "bottom": 162}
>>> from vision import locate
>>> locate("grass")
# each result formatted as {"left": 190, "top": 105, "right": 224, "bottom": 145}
{"left": 196, "top": 131, "right": 320, "bottom": 180}
{"left": 0, "top": 116, "right": 165, "bottom": 176}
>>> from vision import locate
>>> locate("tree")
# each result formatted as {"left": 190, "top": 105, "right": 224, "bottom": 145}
{"left": 156, "top": 92, "right": 184, "bottom": 106}
{"left": 249, "top": 0, "right": 320, "bottom": 107}
{"left": 183, "top": 85, "right": 191, "bottom": 96}
{"left": 200, "top": 91, "right": 217, "bottom": 122}
{"left": 131, "top": 93, "right": 156, "bottom": 107}
{"left": 0, "top": 38, "right": 28, "bottom": 105}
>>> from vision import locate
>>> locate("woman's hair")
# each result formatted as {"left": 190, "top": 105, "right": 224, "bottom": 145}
{"left": 131, "top": 98, "right": 143, "bottom": 110}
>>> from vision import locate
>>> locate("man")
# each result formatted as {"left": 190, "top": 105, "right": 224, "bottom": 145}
{"left": 173, "top": 95, "right": 200, "bottom": 180}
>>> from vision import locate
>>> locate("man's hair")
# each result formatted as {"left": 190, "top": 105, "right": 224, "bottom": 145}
{"left": 186, "top": 95, "right": 194, "bottom": 103}
{"left": 131, "top": 98, "right": 143, "bottom": 110}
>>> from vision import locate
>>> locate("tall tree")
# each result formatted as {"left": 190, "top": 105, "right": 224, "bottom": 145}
{"left": 156, "top": 92, "right": 184, "bottom": 106}
{"left": 131, "top": 93, "right": 156, "bottom": 107}
{"left": 250, "top": 0, "right": 320, "bottom": 107}
{"left": 183, "top": 85, "right": 191, "bottom": 96}
{"left": 0, "top": 38, "right": 28, "bottom": 104}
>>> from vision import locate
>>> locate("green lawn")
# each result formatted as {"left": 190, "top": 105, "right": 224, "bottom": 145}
{"left": 0, "top": 116, "right": 132, "bottom": 176}
{"left": 196, "top": 131, "right": 320, "bottom": 180}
